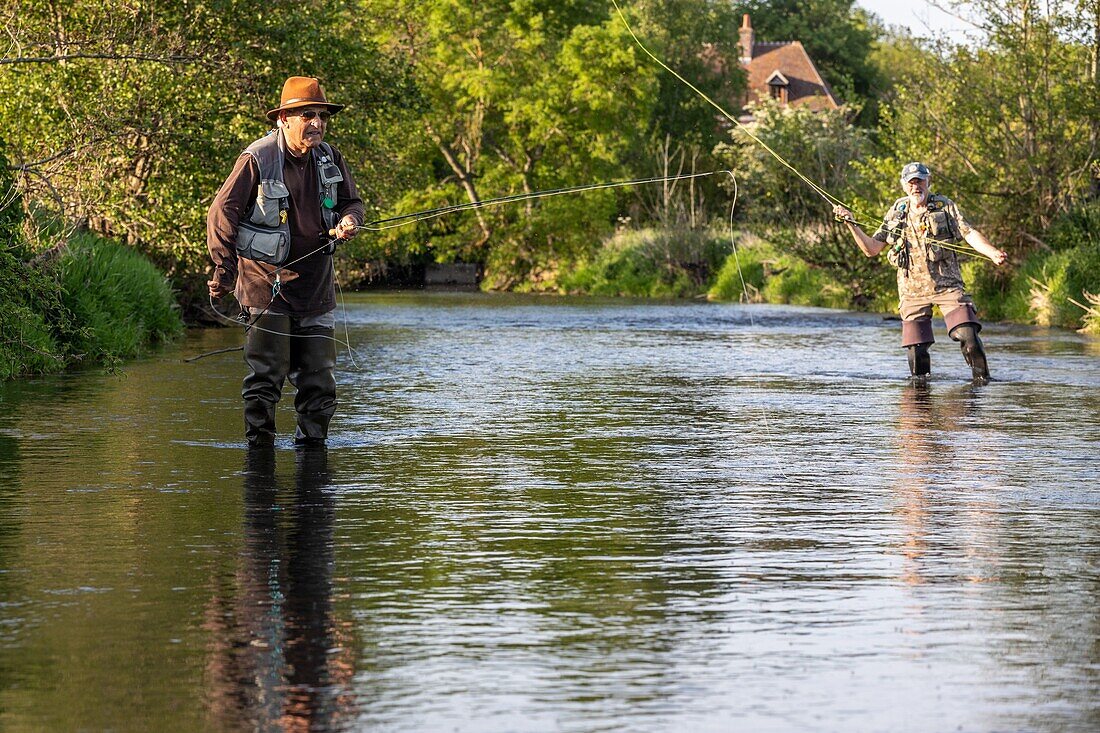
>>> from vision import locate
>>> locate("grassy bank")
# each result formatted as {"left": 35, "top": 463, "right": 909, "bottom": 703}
{"left": 1, "top": 232, "right": 183, "bottom": 380}
{"left": 966, "top": 204, "right": 1100, "bottom": 333}
{"left": 556, "top": 227, "right": 730, "bottom": 298}
{"left": 549, "top": 212, "right": 1100, "bottom": 335}
{"left": 706, "top": 237, "right": 889, "bottom": 310}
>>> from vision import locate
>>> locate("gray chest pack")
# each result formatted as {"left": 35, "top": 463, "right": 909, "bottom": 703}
{"left": 234, "top": 131, "right": 343, "bottom": 266}
{"left": 883, "top": 194, "right": 960, "bottom": 245}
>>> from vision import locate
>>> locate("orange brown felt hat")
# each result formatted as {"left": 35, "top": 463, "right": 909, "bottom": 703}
{"left": 266, "top": 76, "right": 345, "bottom": 122}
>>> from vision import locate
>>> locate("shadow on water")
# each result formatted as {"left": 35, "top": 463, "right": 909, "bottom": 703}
{"left": 202, "top": 447, "right": 357, "bottom": 732}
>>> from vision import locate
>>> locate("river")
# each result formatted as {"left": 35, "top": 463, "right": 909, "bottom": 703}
{"left": 0, "top": 292, "right": 1097, "bottom": 732}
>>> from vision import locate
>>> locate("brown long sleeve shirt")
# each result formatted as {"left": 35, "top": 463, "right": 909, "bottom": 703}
{"left": 207, "top": 134, "right": 365, "bottom": 316}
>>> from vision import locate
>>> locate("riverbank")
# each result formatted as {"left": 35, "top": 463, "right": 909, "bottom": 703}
{"left": 0, "top": 231, "right": 183, "bottom": 380}
{"left": 544, "top": 216, "right": 1100, "bottom": 334}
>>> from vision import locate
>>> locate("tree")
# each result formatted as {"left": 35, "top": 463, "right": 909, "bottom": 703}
{"left": 0, "top": 0, "right": 412, "bottom": 283}
{"left": 876, "top": 0, "right": 1100, "bottom": 247}
{"left": 359, "top": 0, "right": 667, "bottom": 282}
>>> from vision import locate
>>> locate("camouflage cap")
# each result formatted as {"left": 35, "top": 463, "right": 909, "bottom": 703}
{"left": 899, "top": 161, "right": 931, "bottom": 185}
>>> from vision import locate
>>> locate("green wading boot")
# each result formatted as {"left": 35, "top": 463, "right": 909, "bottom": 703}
{"left": 949, "top": 324, "right": 990, "bottom": 383}
{"left": 289, "top": 327, "right": 337, "bottom": 445}
{"left": 242, "top": 314, "right": 292, "bottom": 446}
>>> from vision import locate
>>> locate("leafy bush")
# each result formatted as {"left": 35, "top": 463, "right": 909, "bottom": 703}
{"left": 0, "top": 250, "right": 68, "bottom": 380}
{"left": 709, "top": 236, "right": 886, "bottom": 311}
{"left": 0, "top": 140, "right": 70, "bottom": 379}
{"left": 1045, "top": 200, "right": 1100, "bottom": 252}
{"left": 1001, "top": 245, "right": 1100, "bottom": 329}
{"left": 960, "top": 257, "right": 1011, "bottom": 322}
{"left": 985, "top": 202, "right": 1100, "bottom": 329}
{"left": 760, "top": 258, "right": 850, "bottom": 309}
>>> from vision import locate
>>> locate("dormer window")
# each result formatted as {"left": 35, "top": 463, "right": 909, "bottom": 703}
{"left": 766, "top": 70, "right": 790, "bottom": 106}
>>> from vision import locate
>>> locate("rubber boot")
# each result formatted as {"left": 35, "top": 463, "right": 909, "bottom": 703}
{"left": 949, "top": 324, "right": 990, "bottom": 383}
{"left": 242, "top": 314, "right": 292, "bottom": 446}
{"left": 907, "top": 343, "right": 931, "bottom": 382}
{"left": 288, "top": 327, "right": 337, "bottom": 445}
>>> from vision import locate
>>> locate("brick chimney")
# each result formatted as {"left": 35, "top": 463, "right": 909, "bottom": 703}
{"left": 739, "top": 14, "right": 754, "bottom": 66}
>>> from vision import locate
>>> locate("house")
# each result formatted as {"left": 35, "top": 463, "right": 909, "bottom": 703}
{"left": 737, "top": 14, "right": 838, "bottom": 122}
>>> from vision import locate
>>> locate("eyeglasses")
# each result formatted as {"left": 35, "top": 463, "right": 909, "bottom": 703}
{"left": 293, "top": 110, "right": 333, "bottom": 122}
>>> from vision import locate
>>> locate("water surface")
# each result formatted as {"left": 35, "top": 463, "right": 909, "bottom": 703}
{"left": 1, "top": 292, "right": 1097, "bottom": 732}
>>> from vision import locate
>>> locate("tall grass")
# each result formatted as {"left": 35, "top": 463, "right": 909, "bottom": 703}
{"left": 965, "top": 202, "right": 1100, "bottom": 330}
{"left": 56, "top": 233, "right": 184, "bottom": 364}
{"left": 708, "top": 238, "right": 853, "bottom": 309}
{"left": 558, "top": 227, "right": 729, "bottom": 298}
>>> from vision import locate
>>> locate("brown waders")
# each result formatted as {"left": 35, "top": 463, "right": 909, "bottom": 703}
{"left": 243, "top": 313, "right": 337, "bottom": 446}
{"left": 900, "top": 303, "right": 989, "bottom": 382}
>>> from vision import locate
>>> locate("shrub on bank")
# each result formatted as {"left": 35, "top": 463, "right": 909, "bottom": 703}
{"left": 708, "top": 238, "right": 858, "bottom": 310}
{"left": 57, "top": 233, "right": 184, "bottom": 364}
{"left": 1, "top": 231, "right": 183, "bottom": 380}
{"left": 0, "top": 248, "right": 69, "bottom": 380}
{"left": 0, "top": 141, "right": 70, "bottom": 379}
{"left": 558, "top": 227, "right": 729, "bottom": 298}
{"left": 964, "top": 202, "right": 1100, "bottom": 330}
{"left": 707, "top": 238, "right": 773, "bottom": 302}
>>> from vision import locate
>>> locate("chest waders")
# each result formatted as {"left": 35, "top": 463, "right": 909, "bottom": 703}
{"left": 243, "top": 314, "right": 337, "bottom": 447}
{"left": 237, "top": 131, "right": 342, "bottom": 446}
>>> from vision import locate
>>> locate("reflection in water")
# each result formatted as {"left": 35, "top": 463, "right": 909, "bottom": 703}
{"left": 893, "top": 382, "right": 991, "bottom": 586}
{"left": 203, "top": 447, "right": 356, "bottom": 731}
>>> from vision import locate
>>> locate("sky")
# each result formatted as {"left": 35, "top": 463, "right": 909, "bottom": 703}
{"left": 854, "top": 0, "right": 981, "bottom": 41}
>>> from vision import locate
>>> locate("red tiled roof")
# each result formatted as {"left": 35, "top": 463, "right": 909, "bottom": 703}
{"left": 746, "top": 41, "right": 838, "bottom": 112}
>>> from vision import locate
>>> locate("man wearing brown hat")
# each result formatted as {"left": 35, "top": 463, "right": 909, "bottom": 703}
{"left": 834, "top": 162, "right": 1008, "bottom": 382}
{"left": 208, "top": 76, "right": 365, "bottom": 446}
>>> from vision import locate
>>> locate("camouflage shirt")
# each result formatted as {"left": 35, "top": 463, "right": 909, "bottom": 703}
{"left": 872, "top": 194, "right": 974, "bottom": 299}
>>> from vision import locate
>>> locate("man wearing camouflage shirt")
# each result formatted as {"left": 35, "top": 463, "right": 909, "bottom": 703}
{"left": 834, "top": 162, "right": 1008, "bottom": 382}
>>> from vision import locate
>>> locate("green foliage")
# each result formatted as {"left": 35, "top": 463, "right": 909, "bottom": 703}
{"left": 557, "top": 226, "right": 729, "bottom": 298}
{"left": 964, "top": 200, "right": 1099, "bottom": 328}
{"left": 707, "top": 238, "right": 857, "bottom": 309}
{"left": 949, "top": 201, "right": 1094, "bottom": 329}
{"left": 1044, "top": 199, "right": 1100, "bottom": 252}
{"left": 56, "top": 233, "right": 183, "bottom": 364}
{"left": 0, "top": 249, "right": 68, "bottom": 380}
{"left": 1002, "top": 246, "right": 1100, "bottom": 330}
{"left": 0, "top": 140, "right": 68, "bottom": 379}
{"left": 0, "top": 0, "right": 413, "bottom": 279}
{"left": 361, "top": 0, "right": 671, "bottom": 280}
{"left": 959, "top": 257, "right": 1011, "bottom": 322}
{"left": 0, "top": 138, "right": 24, "bottom": 253}
{"left": 633, "top": 0, "right": 746, "bottom": 145}
{"left": 707, "top": 237, "right": 776, "bottom": 301}
{"left": 716, "top": 102, "right": 892, "bottom": 306}
{"left": 761, "top": 258, "right": 850, "bottom": 308}
{"left": 2, "top": 220, "right": 186, "bottom": 379}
